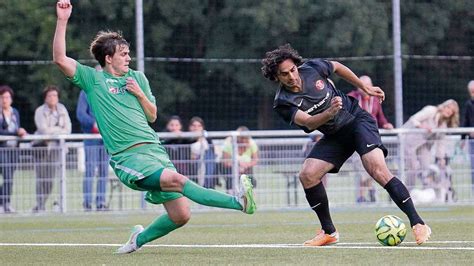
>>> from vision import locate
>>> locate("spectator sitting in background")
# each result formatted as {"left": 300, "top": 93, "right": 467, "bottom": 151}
{"left": 402, "top": 99, "right": 459, "bottom": 190}
{"left": 188, "top": 116, "right": 217, "bottom": 188}
{"left": 461, "top": 80, "right": 474, "bottom": 192}
{"left": 32, "top": 85, "right": 71, "bottom": 212}
{"left": 348, "top": 75, "right": 393, "bottom": 203}
{"left": 0, "top": 85, "right": 27, "bottom": 213}
{"left": 76, "top": 90, "right": 109, "bottom": 211}
{"left": 221, "top": 126, "right": 259, "bottom": 193}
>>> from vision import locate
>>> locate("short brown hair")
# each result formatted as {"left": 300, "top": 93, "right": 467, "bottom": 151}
{"left": 90, "top": 31, "right": 130, "bottom": 67}
{"left": 261, "top": 43, "right": 303, "bottom": 82}
{"left": 0, "top": 85, "right": 14, "bottom": 98}
{"left": 189, "top": 116, "right": 205, "bottom": 129}
{"left": 42, "top": 85, "right": 60, "bottom": 100}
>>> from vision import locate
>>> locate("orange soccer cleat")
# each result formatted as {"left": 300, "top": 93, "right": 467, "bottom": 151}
{"left": 303, "top": 229, "right": 339, "bottom": 246}
{"left": 412, "top": 223, "right": 431, "bottom": 245}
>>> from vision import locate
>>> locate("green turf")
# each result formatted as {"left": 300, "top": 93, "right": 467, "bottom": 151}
{"left": 1, "top": 206, "right": 473, "bottom": 265}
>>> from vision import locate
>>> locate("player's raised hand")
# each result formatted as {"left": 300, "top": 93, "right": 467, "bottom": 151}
{"left": 364, "top": 85, "right": 385, "bottom": 103}
{"left": 326, "top": 96, "right": 343, "bottom": 118}
{"left": 126, "top": 78, "right": 145, "bottom": 98}
{"left": 56, "top": 0, "right": 72, "bottom": 20}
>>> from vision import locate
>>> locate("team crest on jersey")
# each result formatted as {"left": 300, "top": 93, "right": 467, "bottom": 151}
{"left": 315, "top": 79, "right": 325, "bottom": 91}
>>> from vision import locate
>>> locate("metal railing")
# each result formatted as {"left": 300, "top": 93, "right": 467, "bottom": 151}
{"left": 0, "top": 128, "right": 473, "bottom": 214}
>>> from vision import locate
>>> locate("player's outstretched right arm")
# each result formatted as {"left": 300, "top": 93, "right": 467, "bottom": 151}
{"left": 53, "top": 0, "right": 76, "bottom": 78}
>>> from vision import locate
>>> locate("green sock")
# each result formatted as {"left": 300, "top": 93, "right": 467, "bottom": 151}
{"left": 182, "top": 180, "right": 242, "bottom": 210}
{"left": 136, "top": 214, "right": 181, "bottom": 247}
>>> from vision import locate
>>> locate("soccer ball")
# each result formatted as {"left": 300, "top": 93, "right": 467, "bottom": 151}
{"left": 375, "top": 215, "right": 407, "bottom": 246}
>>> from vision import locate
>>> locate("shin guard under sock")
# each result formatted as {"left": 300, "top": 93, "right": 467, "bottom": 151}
{"left": 304, "top": 182, "right": 336, "bottom": 234}
{"left": 136, "top": 214, "right": 180, "bottom": 247}
{"left": 384, "top": 177, "right": 424, "bottom": 226}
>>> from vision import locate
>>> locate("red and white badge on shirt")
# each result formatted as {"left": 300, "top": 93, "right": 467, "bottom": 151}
{"left": 315, "top": 79, "right": 324, "bottom": 90}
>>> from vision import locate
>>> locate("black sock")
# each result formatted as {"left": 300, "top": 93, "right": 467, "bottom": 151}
{"left": 304, "top": 182, "right": 336, "bottom": 234}
{"left": 384, "top": 177, "right": 424, "bottom": 227}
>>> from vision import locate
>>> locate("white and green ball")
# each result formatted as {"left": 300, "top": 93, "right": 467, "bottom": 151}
{"left": 375, "top": 215, "right": 407, "bottom": 246}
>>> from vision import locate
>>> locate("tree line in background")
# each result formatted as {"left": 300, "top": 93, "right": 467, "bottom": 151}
{"left": 0, "top": 0, "right": 472, "bottom": 132}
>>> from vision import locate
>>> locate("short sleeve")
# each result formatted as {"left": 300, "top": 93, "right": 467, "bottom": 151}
{"left": 274, "top": 105, "right": 298, "bottom": 125}
{"left": 66, "top": 61, "right": 97, "bottom": 93}
{"left": 222, "top": 137, "right": 233, "bottom": 154}
{"left": 136, "top": 72, "right": 156, "bottom": 105}
{"left": 249, "top": 140, "right": 258, "bottom": 154}
{"left": 306, "top": 59, "right": 334, "bottom": 79}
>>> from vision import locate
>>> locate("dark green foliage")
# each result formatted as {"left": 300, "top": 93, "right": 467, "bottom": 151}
{"left": 0, "top": 0, "right": 471, "bottom": 131}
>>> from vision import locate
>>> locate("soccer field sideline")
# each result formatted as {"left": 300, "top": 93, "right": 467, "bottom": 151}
{"left": 2, "top": 207, "right": 473, "bottom": 264}
{"left": 1, "top": 241, "right": 474, "bottom": 251}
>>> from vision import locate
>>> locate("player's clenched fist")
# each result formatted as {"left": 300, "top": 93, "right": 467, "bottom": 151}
{"left": 326, "top": 96, "right": 342, "bottom": 118}
{"left": 57, "top": 0, "right": 72, "bottom": 20}
{"left": 126, "top": 78, "right": 145, "bottom": 98}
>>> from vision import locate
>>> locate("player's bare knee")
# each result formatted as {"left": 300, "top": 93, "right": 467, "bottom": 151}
{"left": 370, "top": 167, "right": 392, "bottom": 185}
{"left": 161, "top": 171, "right": 188, "bottom": 190}
{"left": 171, "top": 211, "right": 191, "bottom": 226}
{"left": 299, "top": 169, "right": 322, "bottom": 187}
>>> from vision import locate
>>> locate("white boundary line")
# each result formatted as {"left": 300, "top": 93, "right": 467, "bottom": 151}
{"left": 1, "top": 242, "right": 473, "bottom": 251}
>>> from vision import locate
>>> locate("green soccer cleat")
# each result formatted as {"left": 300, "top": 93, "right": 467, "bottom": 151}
{"left": 239, "top": 174, "right": 256, "bottom": 214}
{"left": 115, "top": 225, "right": 144, "bottom": 254}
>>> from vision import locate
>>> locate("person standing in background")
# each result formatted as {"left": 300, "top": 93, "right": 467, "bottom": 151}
{"left": 162, "top": 115, "right": 193, "bottom": 177}
{"left": 402, "top": 99, "right": 459, "bottom": 190}
{"left": 0, "top": 85, "right": 27, "bottom": 213}
{"left": 188, "top": 116, "right": 217, "bottom": 188}
{"left": 32, "top": 85, "right": 72, "bottom": 212}
{"left": 348, "top": 75, "right": 393, "bottom": 129}
{"left": 347, "top": 75, "right": 394, "bottom": 203}
{"left": 461, "top": 80, "right": 474, "bottom": 192}
{"left": 76, "top": 90, "right": 109, "bottom": 211}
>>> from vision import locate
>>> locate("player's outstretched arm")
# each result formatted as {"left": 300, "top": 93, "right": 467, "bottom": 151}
{"left": 331, "top": 61, "right": 385, "bottom": 102}
{"left": 53, "top": 0, "right": 76, "bottom": 78}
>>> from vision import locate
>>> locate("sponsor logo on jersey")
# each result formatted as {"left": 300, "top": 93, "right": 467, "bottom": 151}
{"left": 304, "top": 92, "right": 330, "bottom": 114}
{"left": 315, "top": 79, "right": 325, "bottom": 90}
{"left": 106, "top": 79, "right": 127, "bottom": 95}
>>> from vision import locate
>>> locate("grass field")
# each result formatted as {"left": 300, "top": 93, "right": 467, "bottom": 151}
{"left": 1, "top": 206, "right": 473, "bottom": 265}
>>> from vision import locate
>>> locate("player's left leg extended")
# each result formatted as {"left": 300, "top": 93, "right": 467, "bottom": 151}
{"left": 361, "top": 148, "right": 431, "bottom": 244}
{"left": 158, "top": 169, "right": 255, "bottom": 214}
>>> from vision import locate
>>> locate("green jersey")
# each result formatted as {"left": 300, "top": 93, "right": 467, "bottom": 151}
{"left": 68, "top": 61, "right": 160, "bottom": 154}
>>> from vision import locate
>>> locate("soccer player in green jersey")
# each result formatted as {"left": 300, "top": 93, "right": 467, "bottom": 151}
{"left": 53, "top": 0, "right": 256, "bottom": 254}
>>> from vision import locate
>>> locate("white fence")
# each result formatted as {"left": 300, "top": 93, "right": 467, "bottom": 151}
{"left": 0, "top": 128, "right": 473, "bottom": 214}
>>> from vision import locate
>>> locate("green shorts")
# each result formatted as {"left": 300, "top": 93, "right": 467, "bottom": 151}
{"left": 110, "top": 143, "right": 183, "bottom": 205}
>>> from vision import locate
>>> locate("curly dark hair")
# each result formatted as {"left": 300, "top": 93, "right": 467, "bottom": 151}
{"left": 261, "top": 43, "right": 303, "bottom": 82}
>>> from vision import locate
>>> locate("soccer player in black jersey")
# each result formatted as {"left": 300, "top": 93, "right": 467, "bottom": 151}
{"left": 261, "top": 44, "right": 431, "bottom": 246}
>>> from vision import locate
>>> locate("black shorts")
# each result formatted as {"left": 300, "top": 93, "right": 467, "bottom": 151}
{"left": 307, "top": 111, "right": 388, "bottom": 173}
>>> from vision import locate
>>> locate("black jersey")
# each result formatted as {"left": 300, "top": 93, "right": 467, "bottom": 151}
{"left": 273, "top": 59, "right": 361, "bottom": 135}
